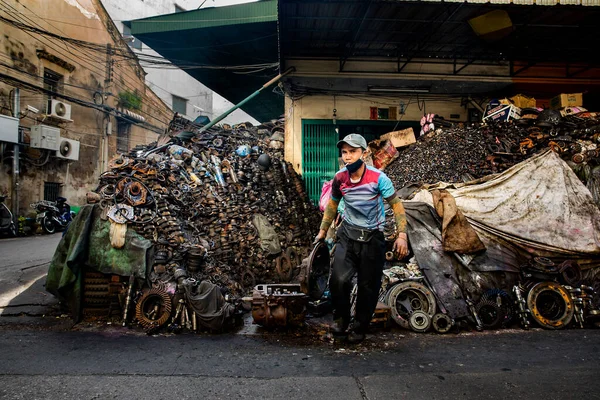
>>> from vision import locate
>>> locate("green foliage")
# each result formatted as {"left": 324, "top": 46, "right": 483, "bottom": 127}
{"left": 117, "top": 90, "right": 142, "bottom": 110}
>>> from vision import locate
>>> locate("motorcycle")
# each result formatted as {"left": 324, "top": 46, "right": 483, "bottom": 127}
{"left": 0, "top": 195, "right": 17, "bottom": 237}
{"left": 31, "top": 197, "right": 74, "bottom": 234}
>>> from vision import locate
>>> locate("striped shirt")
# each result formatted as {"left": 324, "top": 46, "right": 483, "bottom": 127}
{"left": 331, "top": 165, "right": 395, "bottom": 231}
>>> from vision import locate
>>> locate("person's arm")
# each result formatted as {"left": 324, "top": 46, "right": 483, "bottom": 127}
{"left": 378, "top": 172, "right": 409, "bottom": 258}
{"left": 314, "top": 175, "right": 342, "bottom": 242}
{"left": 385, "top": 194, "right": 409, "bottom": 258}
{"left": 314, "top": 197, "right": 340, "bottom": 242}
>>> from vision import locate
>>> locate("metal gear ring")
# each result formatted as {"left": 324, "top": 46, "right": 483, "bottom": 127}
{"left": 475, "top": 299, "right": 504, "bottom": 329}
{"left": 527, "top": 281, "right": 574, "bottom": 330}
{"left": 432, "top": 313, "right": 453, "bottom": 334}
{"left": 409, "top": 310, "right": 432, "bottom": 333}
{"left": 135, "top": 288, "right": 173, "bottom": 332}
{"left": 385, "top": 281, "right": 436, "bottom": 329}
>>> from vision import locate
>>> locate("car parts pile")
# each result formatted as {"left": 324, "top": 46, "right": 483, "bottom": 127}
{"left": 85, "top": 117, "right": 321, "bottom": 332}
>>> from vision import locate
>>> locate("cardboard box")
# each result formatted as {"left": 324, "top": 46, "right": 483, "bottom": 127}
{"left": 483, "top": 104, "right": 521, "bottom": 122}
{"left": 379, "top": 128, "right": 416, "bottom": 148}
{"left": 549, "top": 93, "right": 583, "bottom": 110}
{"left": 510, "top": 94, "right": 536, "bottom": 108}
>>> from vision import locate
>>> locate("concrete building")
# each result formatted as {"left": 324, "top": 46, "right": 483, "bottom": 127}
{"left": 0, "top": 0, "right": 173, "bottom": 217}
{"left": 100, "top": 0, "right": 257, "bottom": 125}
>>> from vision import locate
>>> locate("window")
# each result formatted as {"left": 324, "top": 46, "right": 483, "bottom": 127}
{"left": 44, "top": 182, "right": 61, "bottom": 202}
{"left": 175, "top": 4, "right": 186, "bottom": 12}
{"left": 117, "top": 119, "right": 131, "bottom": 153}
{"left": 43, "top": 68, "right": 63, "bottom": 113}
{"left": 172, "top": 95, "right": 188, "bottom": 115}
{"left": 123, "top": 24, "right": 142, "bottom": 50}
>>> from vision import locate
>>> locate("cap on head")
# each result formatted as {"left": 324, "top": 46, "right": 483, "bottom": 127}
{"left": 336, "top": 133, "right": 367, "bottom": 150}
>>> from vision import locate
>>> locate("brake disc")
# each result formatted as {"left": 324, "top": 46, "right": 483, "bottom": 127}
{"left": 385, "top": 281, "right": 436, "bottom": 329}
{"left": 432, "top": 313, "right": 453, "bottom": 334}
{"left": 527, "top": 281, "right": 574, "bottom": 329}
{"left": 409, "top": 310, "right": 432, "bottom": 333}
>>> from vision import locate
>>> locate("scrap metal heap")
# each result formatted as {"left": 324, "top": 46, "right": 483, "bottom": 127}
{"left": 88, "top": 116, "right": 320, "bottom": 329}
{"left": 386, "top": 111, "right": 600, "bottom": 201}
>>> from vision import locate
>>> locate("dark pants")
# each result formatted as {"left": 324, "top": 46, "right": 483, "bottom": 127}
{"left": 330, "top": 226, "right": 385, "bottom": 331}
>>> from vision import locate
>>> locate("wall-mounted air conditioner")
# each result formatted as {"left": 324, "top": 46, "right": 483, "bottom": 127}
{"left": 30, "top": 125, "right": 60, "bottom": 150}
{"left": 0, "top": 114, "right": 19, "bottom": 143}
{"left": 55, "top": 138, "right": 80, "bottom": 161}
{"left": 48, "top": 99, "right": 73, "bottom": 121}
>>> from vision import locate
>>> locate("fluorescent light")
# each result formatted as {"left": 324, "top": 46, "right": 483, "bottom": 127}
{"left": 367, "top": 86, "right": 430, "bottom": 93}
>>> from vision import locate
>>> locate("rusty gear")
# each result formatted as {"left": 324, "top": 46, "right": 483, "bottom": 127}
{"left": 135, "top": 288, "right": 173, "bottom": 332}
{"left": 475, "top": 298, "right": 504, "bottom": 329}
{"left": 432, "top": 313, "right": 453, "bottom": 334}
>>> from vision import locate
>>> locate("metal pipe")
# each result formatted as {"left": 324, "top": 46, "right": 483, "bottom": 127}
{"left": 197, "top": 67, "right": 295, "bottom": 134}
{"left": 143, "top": 68, "right": 295, "bottom": 157}
{"left": 11, "top": 88, "right": 20, "bottom": 224}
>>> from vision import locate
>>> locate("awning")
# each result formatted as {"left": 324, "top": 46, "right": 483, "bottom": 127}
{"left": 127, "top": 1, "right": 280, "bottom": 122}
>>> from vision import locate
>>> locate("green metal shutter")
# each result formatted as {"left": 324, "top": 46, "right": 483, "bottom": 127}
{"left": 302, "top": 121, "right": 339, "bottom": 205}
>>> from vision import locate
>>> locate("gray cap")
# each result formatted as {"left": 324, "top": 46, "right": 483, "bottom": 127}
{"left": 336, "top": 133, "right": 367, "bottom": 150}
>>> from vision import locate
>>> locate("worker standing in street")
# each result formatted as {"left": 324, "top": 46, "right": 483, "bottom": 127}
{"left": 315, "top": 133, "right": 409, "bottom": 343}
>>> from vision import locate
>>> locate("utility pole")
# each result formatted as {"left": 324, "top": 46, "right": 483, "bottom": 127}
{"left": 102, "top": 43, "right": 113, "bottom": 173}
{"left": 11, "top": 88, "right": 20, "bottom": 224}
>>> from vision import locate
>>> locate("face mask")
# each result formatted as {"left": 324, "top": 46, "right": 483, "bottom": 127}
{"left": 346, "top": 158, "right": 364, "bottom": 173}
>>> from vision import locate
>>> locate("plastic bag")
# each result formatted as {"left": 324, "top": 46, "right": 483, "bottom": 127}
{"left": 319, "top": 180, "right": 333, "bottom": 212}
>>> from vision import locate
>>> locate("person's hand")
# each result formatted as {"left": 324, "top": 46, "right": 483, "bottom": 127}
{"left": 393, "top": 234, "right": 409, "bottom": 259}
{"left": 313, "top": 229, "right": 327, "bottom": 245}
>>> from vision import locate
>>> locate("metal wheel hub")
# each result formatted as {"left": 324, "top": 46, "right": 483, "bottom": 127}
{"left": 385, "top": 281, "right": 436, "bottom": 329}
{"left": 527, "top": 281, "right": 574, "bottom": 329}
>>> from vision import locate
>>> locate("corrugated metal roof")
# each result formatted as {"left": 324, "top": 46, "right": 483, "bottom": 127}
{"left": 129, "top": 1, "right": 280, "bottom": 122}
{"left": 129, "top": 0, "right": 277, "bottom": 35}
{"left": 279, "top": 1, "right": 600, "bottom": 63}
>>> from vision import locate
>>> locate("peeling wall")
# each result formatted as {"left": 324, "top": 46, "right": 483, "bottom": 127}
{"left": 0, "top": 0, "right": 172, "bottom": 215}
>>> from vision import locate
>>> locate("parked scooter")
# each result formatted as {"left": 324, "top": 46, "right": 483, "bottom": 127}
{"left": 0, "top": 195, "right": 17, "bottom": 237}
{"left": 30, "top": 197, "right": 74, "bottom": 234}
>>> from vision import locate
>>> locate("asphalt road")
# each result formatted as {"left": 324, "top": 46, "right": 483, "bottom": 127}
{"left": 1, "top": 236, "right": 599, "bottom": 399}
{"left": 0, "top": 327, "right": 598, "bottom": 400}
{"left": 0, "top": 234, "right": 61, "bottom": 316}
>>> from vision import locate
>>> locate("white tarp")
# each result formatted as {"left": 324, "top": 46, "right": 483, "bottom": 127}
{"left": 412, "top": 150, "right": 600, "bottom": 268}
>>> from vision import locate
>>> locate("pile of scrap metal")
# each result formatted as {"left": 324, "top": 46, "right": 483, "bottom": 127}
{"left": 386, "top": 109, "right": 600, "bottom": 207}
{"left": 84, "top": 116, "right": 320, "bottom": 333}
{"left": 379, "top": 149, "right": 600, "bottom": 334}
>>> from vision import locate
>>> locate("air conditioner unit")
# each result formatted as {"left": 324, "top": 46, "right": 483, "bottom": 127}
{"left": 30, "top": 125, "right": 60, "bottom": 150}
{"left": 48, "top": 99, "right": 73, "bottom": 121}
{"left": 55, "top": 138, "right": 80, "bottom": 161}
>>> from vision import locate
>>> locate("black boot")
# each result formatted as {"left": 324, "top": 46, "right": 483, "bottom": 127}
{"left": 347, "top": 322, "right": 366, "bottom": 344}
{"left": 331, "top": 318, "right": 349, "bottom": 337}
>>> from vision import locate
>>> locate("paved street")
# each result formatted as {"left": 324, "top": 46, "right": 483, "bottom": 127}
{"left": 0, "top": 327, "right": 598, "bottom": 399}
{"left": 1, "top": 235, "right": 599, "bottom": 399}
{"left": 0, "top": 234, "right": 62, "bottom": 317}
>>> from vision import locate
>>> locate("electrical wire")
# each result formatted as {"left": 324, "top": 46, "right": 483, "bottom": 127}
{"left": 0, "top": 11, "right": 174, "bottom": 122}
{"left": 0, "top": 71, "right": 167, "bottom": 133}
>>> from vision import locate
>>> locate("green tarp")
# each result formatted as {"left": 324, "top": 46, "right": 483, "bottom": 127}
{"left": 45, "top": 205, "right": 152, "bottom": 321}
